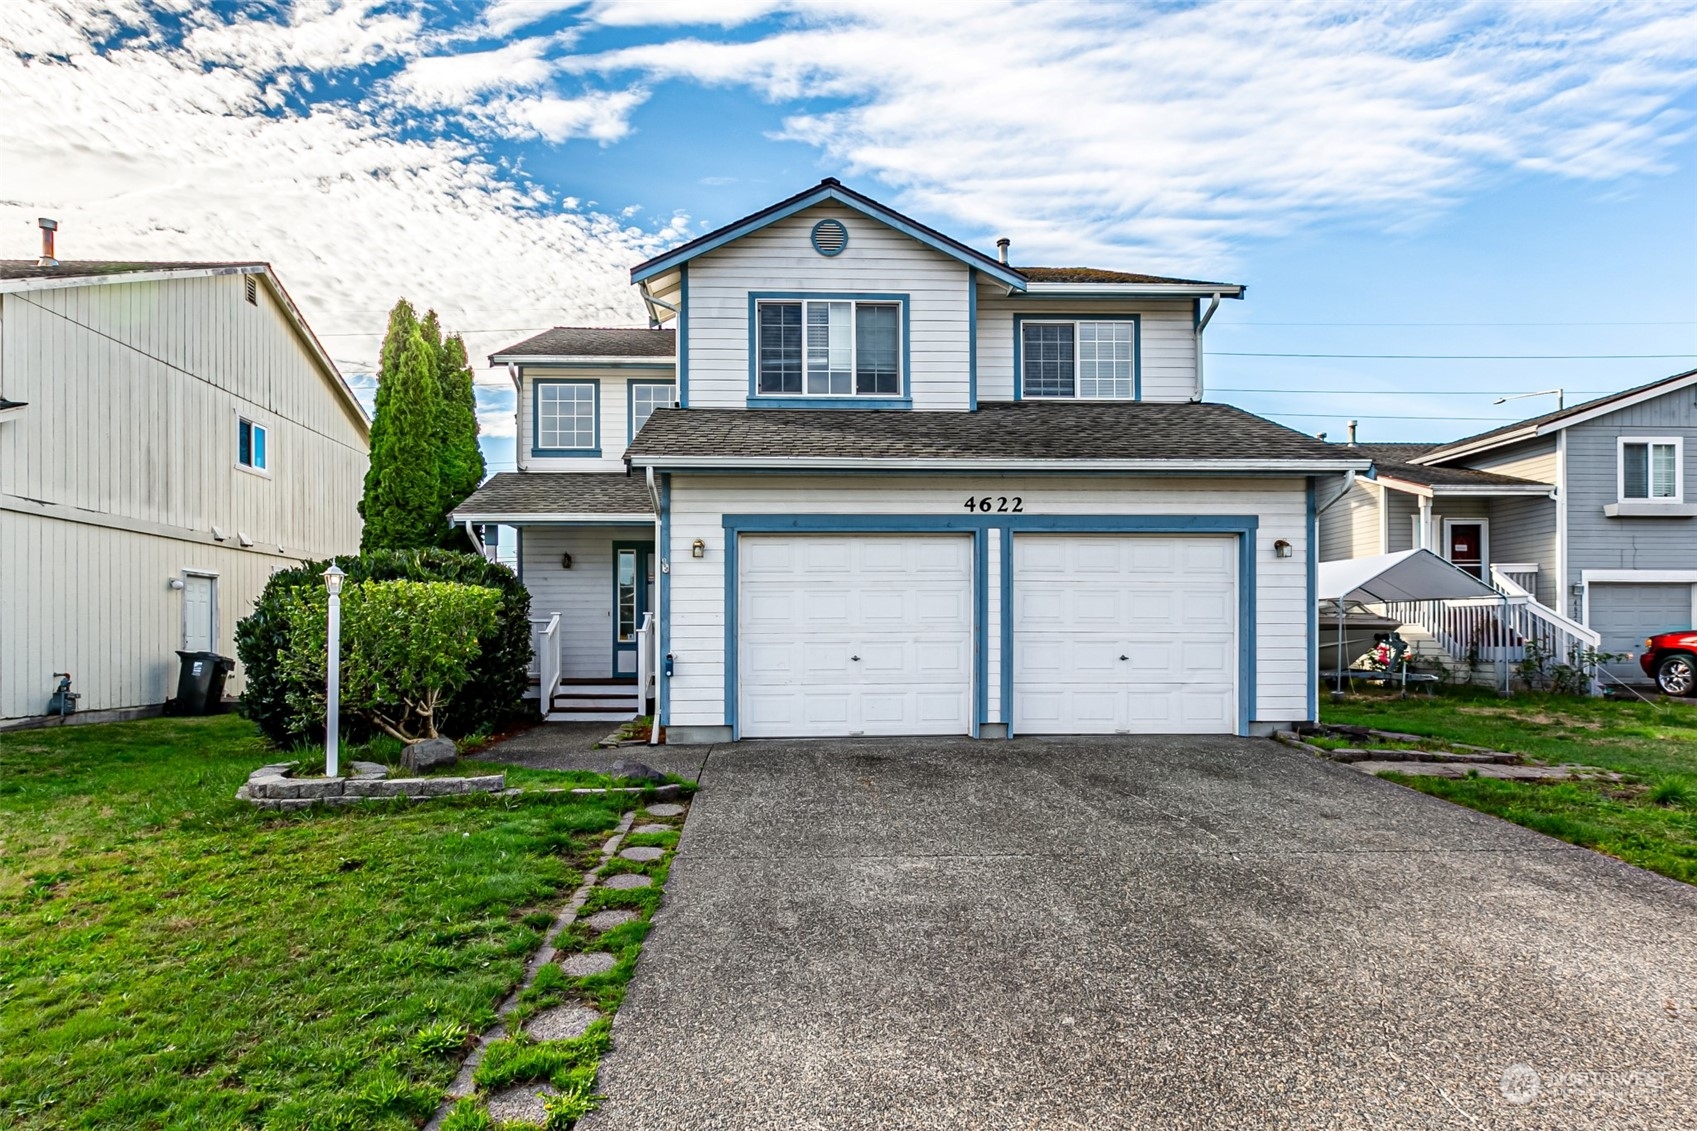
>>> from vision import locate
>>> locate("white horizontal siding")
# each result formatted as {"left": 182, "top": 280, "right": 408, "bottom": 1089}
{"left": 684, "top": 202, "right": 972, "bottom": 411}
{"left": 664, "top": 475, "right": 1312, "bottom": 731}
{"left": 1318, "top": 479, "right": 1384, "bottom": 561}
{"left": 0, "top": 511, "right": 288, "bottom": 717}
{"left": 520, "top": 525, "right": 652, "bottom": 679}
{"left": 517, "top": 366, "right": 677, "bottom": 473}
{"left": 976, "top": 289, "right": 1198, "bottom": 403}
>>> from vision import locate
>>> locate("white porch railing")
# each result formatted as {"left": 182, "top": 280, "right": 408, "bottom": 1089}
{"left": 1488, "top": 565, "right": 1601, "bottom": 666}
{"left": 634, "top": 611, "right": 655, "bottom": 718}
{"left": 534, "top": 613, "right": 562, "bottom": 705}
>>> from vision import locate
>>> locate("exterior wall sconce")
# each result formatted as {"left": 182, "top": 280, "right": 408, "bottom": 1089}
{"left": 560, "top": 552, "right": 573, "bottom": 569}
{"left": 691, "top": 538, "right": 706, "bottom": 559}
{"left": 168, "top": 578, "right": 185, "bottom": 590}
{"left": 1273, "top": 539, "right": 1294, "bottom": 559}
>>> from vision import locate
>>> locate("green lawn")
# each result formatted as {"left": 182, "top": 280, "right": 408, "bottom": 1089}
{"left": 1323, "top": 687, "right": 1697, "bottom": 883}
{"left": 0, "top": 715, "right": 635, "bottom": 1130}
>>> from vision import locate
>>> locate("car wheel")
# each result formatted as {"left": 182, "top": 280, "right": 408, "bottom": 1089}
{"left": 1658, "top": 654, "right": 1697, "bottom": 697}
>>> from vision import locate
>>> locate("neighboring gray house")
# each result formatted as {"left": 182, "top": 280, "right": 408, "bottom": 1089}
{"left": 1320, "top": 369, "right": 1697, "bottom": 684}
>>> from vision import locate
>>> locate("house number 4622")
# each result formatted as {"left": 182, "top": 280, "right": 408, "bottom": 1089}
{"left": 964, "top": 495, "right": 1023, "bottom": 513}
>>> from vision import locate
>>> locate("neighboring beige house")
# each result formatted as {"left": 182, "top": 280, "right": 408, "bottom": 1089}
{"left": 0, "top": 252, "right": 369, "bottom": 724}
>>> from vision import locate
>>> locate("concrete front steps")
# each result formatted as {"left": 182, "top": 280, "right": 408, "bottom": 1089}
{"left": 547, "top": 678, "right": 641, "bottom": 722}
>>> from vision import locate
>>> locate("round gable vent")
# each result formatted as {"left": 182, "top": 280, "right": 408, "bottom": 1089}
{"left": 811, "top": 218, "right": 849, "bottom": 257}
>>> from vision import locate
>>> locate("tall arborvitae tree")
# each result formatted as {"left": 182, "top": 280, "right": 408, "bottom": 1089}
{"left": 434, "top": 332, "right": 486, "bottom": 548}
{"left": 359, "top": 319, "right": 443, "bottom": 551}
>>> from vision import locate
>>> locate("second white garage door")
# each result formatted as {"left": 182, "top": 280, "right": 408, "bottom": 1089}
{"left": 1013, "top": 534, "right": 1238, "bottom": 734}
{"left": 738, "top": 534, "right": 974, "bottom": 738}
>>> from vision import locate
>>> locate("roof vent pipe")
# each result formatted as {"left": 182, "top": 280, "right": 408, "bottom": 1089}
{"left": 995, "top": 237, "right": 1010, "bottom": 265}
{"left": 37, "top": 218, "right": 58, "bottom": 267}
{"left": 1347, "top": 420, "right": 1358, "bottom": 446}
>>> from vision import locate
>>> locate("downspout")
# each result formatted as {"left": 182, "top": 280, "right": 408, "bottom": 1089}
{"left": 1313, "top": 470, "right": 1357, "bottom": 517}
{"left": 1191, "top": 292, "right": 1221, "bottom": 403}
{"left": 463, "top": 520, "right": 486, "bottom": 558}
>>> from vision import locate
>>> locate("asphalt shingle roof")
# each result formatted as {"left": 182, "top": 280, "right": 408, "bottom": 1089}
{"left": 1419, "top": 367, "right": 1697, "bottom": 461}
{"left": 0, "top": 260, "right": 263, "bottom": 280}
{"left": 1016, "top": 266, "right": 1238, "bottom": 287}
{"left": 451, "top": 472, "right": 653, "bottom": 518}
{"left": 626, "top": 401, "right": 1351, "bottom": 464}
{"left": 490, "top": 327, "right": 675, "bottom": 362}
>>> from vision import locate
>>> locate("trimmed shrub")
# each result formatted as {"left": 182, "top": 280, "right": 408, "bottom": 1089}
{"left": 237, "top": 549, "right": 532, "bottom": 745}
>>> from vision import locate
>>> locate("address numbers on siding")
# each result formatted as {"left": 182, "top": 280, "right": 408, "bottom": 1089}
{"left": 964, "top": 495, "right": 1024, "bottom": 513}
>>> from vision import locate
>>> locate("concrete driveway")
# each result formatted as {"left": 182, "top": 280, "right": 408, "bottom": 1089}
{"left": 579, "top": 736, "right": 1697, "bottom": 1130}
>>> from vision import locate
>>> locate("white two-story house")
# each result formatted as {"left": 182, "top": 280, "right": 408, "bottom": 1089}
{"left": 1320, "top": 369, "right": 1697, "bottom": 686}
{"left": 454, "top": 179, "right": 1368, "bottom": 741}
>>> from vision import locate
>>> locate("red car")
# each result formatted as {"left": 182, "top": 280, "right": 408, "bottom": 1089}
{"left": 1641, "top": 631, "right": 1697, "bottom": 697}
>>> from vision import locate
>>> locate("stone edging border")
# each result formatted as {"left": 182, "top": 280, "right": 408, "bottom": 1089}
{"left": 236, "top": 761, "right": 506, "bottom": 810}
{"left": 1273, "top": 727, "right": 1523, "bottom": 765}
{"left": 422, "top": 809, "right": 641, "bottom": 1130}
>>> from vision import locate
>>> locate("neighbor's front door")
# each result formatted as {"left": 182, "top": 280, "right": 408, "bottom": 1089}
{"left": 611, "top": 542, "right": 655, "bottom": 677}
{"left": 1447, "top": 522, "right": 1485, "bottom": 579}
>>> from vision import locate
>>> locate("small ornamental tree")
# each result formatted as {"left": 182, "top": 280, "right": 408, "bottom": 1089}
{"left": 236, "top": 549, "right": 532, "bottom": 745}
{"left": 280, "top": 580, "right": 502, "bottom": 742}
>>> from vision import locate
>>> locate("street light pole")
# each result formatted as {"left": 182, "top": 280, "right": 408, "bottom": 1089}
{"left": 324, "top": 564, "right": 345, "bottom": 778}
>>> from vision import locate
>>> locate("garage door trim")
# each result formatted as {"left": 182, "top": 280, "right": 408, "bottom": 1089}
{"left": 722, "top": 513, "right": 1261, "bottom": 740}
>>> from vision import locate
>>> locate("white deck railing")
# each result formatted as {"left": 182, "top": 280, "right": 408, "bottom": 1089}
{"left": 634, "top": 611, "right": 655, "bottom": 719}
{"left": 535, "top": 613, "right": 562, "bottom": 705}
{"left": 1488, "top": 566, "right": 1601, "bottom": 664}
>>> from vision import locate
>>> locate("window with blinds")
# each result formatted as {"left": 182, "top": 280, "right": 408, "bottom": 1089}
{"left": 1020, "top": 319, "right": 1137, "bottom": 399}
{"left": 756, "top": 299, "right": 903, "bottom": 398}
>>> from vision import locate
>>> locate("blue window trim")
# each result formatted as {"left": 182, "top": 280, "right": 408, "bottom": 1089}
{"left": 677, "top": 264, "right": 690, "bottom": 408}
{"left": 967, "top": 270, "right": 979, "bottom": 411}
{"left": 1012, "top": 313, "right": 1141, "bottom": 402}
{"left": 628, "top": 378, "right": 677, "bottom": 446}
{"left": 746, "top": 291, "right": 913, "bottom": 408}
{"left": 531, "top": 378, "right": 601, "bottom": 458}
{"left": 1306, "top": 477, "right": 1319, "bottom": 724}
{"left": 719, "top": 513, "right": 1259, "bottom": 740}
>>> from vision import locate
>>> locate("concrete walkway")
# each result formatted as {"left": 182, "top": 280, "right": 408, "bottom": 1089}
{"left": 564, "top": 735, "right": 1696, "bottom": 1129}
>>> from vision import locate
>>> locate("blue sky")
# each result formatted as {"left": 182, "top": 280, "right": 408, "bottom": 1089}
{"left": 3, "top": 0, "right": 1695, "bottom": 471}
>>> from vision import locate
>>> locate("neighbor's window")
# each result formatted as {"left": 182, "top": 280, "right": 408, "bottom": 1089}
{"left": 630, "top": 382, "right": 675, "bottom": 440}
{"left": 755, "top": 299, "right": 902, "bottom": 397}
{"left": 1621, "top": 438, "right": 1681, "bottom": 501}
{"left": 535, "top": 381, "right": 597, "bottom": 453}
{"left": 237, "top": 418, "right": 267, "bottom": 471}
{"left": 1020, "top": 319, "right": 1136, "bottom": 399}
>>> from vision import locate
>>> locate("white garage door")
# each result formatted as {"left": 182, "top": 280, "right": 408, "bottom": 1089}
{"left": 739, "top": 535, "right": 974, "bottom": 738}
{"left": 1590, "top": 582, "right": 1697, "bottom": 684}
{"left": 1013, "top": 534, "right": 1237, "bottom": 734}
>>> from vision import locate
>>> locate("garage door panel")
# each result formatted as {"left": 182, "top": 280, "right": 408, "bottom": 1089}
{"left": 1013, "top": 534, "right": 1237, "bottom": 735}
{"left": 1591, "top": 582, "right": 1695, "bottom": 684}
{"left": 740, "top": 534, "right": 973, "bottom": 738}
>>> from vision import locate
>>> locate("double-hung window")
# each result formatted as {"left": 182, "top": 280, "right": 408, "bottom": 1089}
{"left": 629, "top": 381, "right": 675, "bottom": 441}
{"left": 1620, "top": 437, "right": 1683, "bottom": 502}
{"left": 1020, "top": 319, "right": 1137, "bottom": 399}
{"left": 237, "top": 417, "right": 267, "bottom": 472}
{"left": 755, "top": 298, "right": 902, "bottom": 398}
{"left": 534, "top": 380, "right": 598, "bottom": 456}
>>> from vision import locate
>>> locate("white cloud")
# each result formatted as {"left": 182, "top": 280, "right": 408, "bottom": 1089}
{"left": 571, "top": 0, "right": 1697, "bottom": 266}
{"left": 473, "top": 87, "right": 649, "bottom": 143}
{"left": 387, "top": 39, "right": 558, "bottom": 110}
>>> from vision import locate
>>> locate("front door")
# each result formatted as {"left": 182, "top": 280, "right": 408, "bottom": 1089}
{"left": 1447, "top": 522, "right": 1485, "bottom": 579}
{"left": 611, "top": 542, "right": 654, "bottom": 677}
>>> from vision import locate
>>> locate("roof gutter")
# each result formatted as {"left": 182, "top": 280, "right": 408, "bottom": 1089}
{"left": 1021, "top": 283, "right": 1244, "bottom": 299}
{"left": 488, "top": 355, "right": 675, "bottom": 368}
{"left": 627, "top": 455, "right": 1373, "bottom": 473}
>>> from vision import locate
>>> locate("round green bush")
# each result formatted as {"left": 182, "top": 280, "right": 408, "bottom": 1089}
{"left": 236, "top": 549, "right": 533, "bottom": 745}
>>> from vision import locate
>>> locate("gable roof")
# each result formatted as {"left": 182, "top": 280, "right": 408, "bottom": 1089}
{"left": 0, "top": 259, "right": 368, "bottom": 438}
{"left": 1016, "top": 266, "right": 1238, "bottom": 288}
{"left": 1415, "top": 368, "right": 1697, "bottom": 465}
{"left": 631, "top": 179, "right": 1026, "bottom": 289}
{"left": 626, "top": 401, "right": 1369, "bottom": 471}
{"left": 489, "top": 327, "right": 674, "bottom": 365}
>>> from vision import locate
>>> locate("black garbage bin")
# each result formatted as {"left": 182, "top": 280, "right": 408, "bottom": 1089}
{"left": 166, "top": 651, "right": 236, "bottom": 716}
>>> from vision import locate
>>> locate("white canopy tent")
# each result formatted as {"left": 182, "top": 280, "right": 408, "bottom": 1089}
{"left": 1317, "top": 549, "right": 1507, "bottom": 695}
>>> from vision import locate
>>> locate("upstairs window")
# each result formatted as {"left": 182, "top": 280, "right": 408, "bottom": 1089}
{"left": 630, "top": 381, "right": 675, "bottom": 441}
{"left": 1621, "top": 437, "right": 1682, "bottom": 501}
{"left": 1020, "top": 318, "right": 1137, "bottom": 399}
{"left": 534, "top": 380, "right": 599, "bottom": 456}
{"left": 755, "top": 298, "right": 902, "bottom": 398}
{"left": 237, "top": 417, "right": 267, "bottom": 472}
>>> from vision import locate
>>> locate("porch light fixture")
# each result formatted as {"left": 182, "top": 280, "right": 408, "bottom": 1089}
{"left": 323, "top": 564, "right": 345, "bottom": 779}
{"left": 691, "top": 538, "right": 705, "bottom": 559}
{"left": 1273, "top": 539, "right": 1294, "bottom": 559}
{"left": 560, "top": 552, "right": 573, "bottom": 570}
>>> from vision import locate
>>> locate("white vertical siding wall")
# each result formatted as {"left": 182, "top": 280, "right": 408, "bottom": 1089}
{"left": 517, "top": 365, "right": 676, "bottom": 473}
{"left": 519, "top": 525, "right": 652, "bottom": 679}
{"left": 663, "top": 475, "right": 1312, "bottom": 732}
{"left": 684, "top": 202, "right": 973, "bottom": 411}
{"left": 0, "top": 273, "right": 368, "bottom": 718}
{"left": 976, "top": 288, "right": 1198, "bottom": 403}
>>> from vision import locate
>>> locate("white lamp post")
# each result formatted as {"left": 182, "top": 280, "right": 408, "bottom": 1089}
{"left": 323, "top": 564, "right": 345, "bottom": 778}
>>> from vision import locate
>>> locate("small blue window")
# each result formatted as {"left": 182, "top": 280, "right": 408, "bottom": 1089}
{"left": 811, "top": 218, "right": 849, "bottom": 257}
{"left": 238, "top": 418, "right": 267, "bottom": 471}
